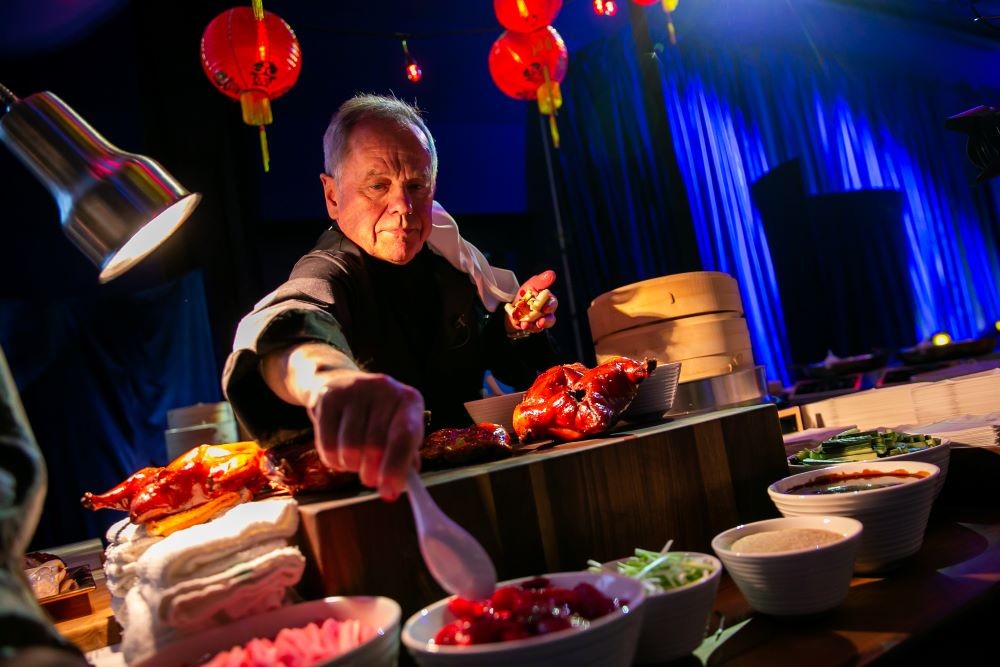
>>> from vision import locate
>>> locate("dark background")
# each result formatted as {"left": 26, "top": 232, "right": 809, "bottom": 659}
{"left": 2, "top": 0, "right": 1000, "bottom": 546}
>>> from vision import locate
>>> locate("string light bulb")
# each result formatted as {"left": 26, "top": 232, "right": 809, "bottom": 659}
{"left": 593, "top": 0, "right": 617, "bottom": 16}
{"left": 931, "top": 331, "right": 953, "bottom": 347}
{"left": 401, "top": 39, "right": 422, "bottom": 83}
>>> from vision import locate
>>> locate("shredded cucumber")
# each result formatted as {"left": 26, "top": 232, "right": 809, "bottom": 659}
{"left": 793, "top": 429, "right": 941, "bottom": 464}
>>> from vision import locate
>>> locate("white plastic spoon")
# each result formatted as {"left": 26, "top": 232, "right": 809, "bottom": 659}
{"left": 406, "top": 468, "right": 497, "bottom": 600}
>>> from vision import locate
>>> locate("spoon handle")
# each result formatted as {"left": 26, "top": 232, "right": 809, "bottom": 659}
{"left": 405, "top": 469, "right": 497, "bottom": 600}
{"left": 406, "top": 469, "right": 431, "bottom": 533}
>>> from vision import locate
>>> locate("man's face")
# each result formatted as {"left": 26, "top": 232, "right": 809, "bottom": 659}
{"left": 320, "top": 118, "right": 435, "bottom": 264}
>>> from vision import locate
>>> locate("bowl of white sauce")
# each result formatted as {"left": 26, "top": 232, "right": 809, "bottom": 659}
{"left": 711, "top": 515, "right": 862, "bottom": 616}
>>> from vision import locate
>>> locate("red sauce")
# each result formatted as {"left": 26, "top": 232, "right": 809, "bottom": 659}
{"left": 433, "top": 577, "right": 625, "bottom": 646}
{"left": 786, "top": 468, "right": 930, "bottom": 495}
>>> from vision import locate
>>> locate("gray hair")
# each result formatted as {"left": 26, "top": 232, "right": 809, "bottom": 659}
{"left": 322, "top": 94, "right": 438, "bottom": 182}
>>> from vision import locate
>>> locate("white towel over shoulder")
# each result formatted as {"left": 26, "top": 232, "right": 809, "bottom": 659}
{"left": 427, "top": 201, "right": 519, "bottom": 312}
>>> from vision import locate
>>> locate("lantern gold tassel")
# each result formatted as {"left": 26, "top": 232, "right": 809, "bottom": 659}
{"left": 240, "top": 90, "right": 273, "bottom": 172}
{"left": 537, "top": 65, "right": 562, "bottom": 149}
{"left": 259, "top": 126, "right": 270, "bottom": 173}
{"left": 663, "top": 0, "right": 679, "bottom": 45}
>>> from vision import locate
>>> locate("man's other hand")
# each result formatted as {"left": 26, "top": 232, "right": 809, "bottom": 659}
{"left": 505, "top": 269, "right": 559, "bottom": 334}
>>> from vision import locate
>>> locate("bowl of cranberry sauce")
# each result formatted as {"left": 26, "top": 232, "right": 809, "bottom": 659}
{"left": 401, "top": 571, "right": 647, "bottom": 667}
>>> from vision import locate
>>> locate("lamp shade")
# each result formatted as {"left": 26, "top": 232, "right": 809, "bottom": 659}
{"left": 0, "top": 86, "right": 201, "bottom": 282}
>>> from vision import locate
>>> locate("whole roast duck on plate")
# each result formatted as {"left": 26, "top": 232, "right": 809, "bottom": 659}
{"left": 513, "top": 356, "right": 655, "bottom": 443}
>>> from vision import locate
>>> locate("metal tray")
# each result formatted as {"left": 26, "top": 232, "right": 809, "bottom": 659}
{"left": 667, "top": 365, "right": 769, "bottom": 417}
{"left": 37, "top": 565, "right": 96, "bottom": 606}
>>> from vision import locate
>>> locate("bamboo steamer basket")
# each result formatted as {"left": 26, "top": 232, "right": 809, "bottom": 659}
{"left": 594, "top": 313, "right": 755, "bottom": 383}
{"left": 588, "top": 271, "right": 743, "bottom": 344}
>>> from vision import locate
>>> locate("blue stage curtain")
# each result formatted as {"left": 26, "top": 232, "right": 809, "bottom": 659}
{"left": 555, "top": 22, "right": 1000, "bottom": 384}
{"left": 555, "top": 30, "right": 793, "bottom": 384}
{"left": 0, "top": 271, "right": 221, "bottom": 547}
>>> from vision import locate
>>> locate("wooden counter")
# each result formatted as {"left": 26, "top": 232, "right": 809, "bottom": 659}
{"left": 49, "top": 541, "right": 121, "bottom": 653}
{"left": 296, "top": 404, "right": 789, "bottom": 617}
{"left": 50, "top": 404, "right": 998, "bottom": 664}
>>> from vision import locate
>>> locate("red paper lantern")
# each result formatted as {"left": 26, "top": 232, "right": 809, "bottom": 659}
{"left": 632, "top": 0, "right": 659, "bottom": 5}
{"left": 489, "top": 26, "right": 568, "bottom": 147}
{"left": 201, "top": 5, "right": 302, "bottom": 171}
{"left": 493, "top": 0, "right": 563, "bottom": 33}
{"left": 488, "top": 27, "right": 567, "bottom": 101}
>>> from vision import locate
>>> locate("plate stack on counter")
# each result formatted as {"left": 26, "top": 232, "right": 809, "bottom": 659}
{"left": 587, "top": 271, "right": 767, "bottom": 415}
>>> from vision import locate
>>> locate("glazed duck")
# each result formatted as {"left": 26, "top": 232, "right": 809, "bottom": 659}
{"left": 513, "top": 357, "right": 654, "bottom": 443}
{"left": 82, "top": 441, "right": 270, "bottom": 534}
{"left": 420, "top": 423, "right": 513, "bottom": 469}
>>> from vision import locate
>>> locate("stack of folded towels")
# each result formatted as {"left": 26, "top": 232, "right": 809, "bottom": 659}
{"left": 103, "top": 497, "right": 305, "bottom": 663}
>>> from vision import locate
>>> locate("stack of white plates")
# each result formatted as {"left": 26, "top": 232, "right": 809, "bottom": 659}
{"left": 768, "top": 461, "right": 940, "bottom": 574}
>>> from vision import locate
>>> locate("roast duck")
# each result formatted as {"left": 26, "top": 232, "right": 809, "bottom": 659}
{"left": 82, "top": 440, "right": 352, "bottom": 536}
{"left": 420, "top": 423, "right": 513, "bottom": 470}
{"left": 513, "top": 357, "right": 654, "bottom": 442}
{"left": 82, "top": 429, "right": 512, "bottom": 535}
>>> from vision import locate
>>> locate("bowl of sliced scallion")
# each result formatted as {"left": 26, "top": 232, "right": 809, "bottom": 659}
{"left": 588, "top": 544, "right": 721, "bottom": 664}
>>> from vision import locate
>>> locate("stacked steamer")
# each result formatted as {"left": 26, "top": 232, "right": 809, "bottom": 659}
{"left": 103, "top": 498, "right": 305, "bottom": 664}
{"left": 588, "top": 272, "right": 763, "bottom": 412}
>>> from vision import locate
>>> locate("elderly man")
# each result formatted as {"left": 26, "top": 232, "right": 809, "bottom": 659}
{"left": 223, "top": 95, "right": 558, "bottom": 502}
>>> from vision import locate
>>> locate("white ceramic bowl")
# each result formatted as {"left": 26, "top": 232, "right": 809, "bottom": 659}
{"left": 788, "top": 439, "right": 950, "bottom": 497}
{"left": 603, "top": 552, "right": 721, "bottom": 664}
{"left": 711, "top": 515, "right": 862, "bottom": 616}
{"left": 135, "top": 596, "right": 400, "bottom": 667}
{"left": 623, "top": 361, "right": 682, "bottom": 419}
{"left": 401, "top": 571, "right": 647, "bottom": 667}
{"left": 464, "top": 391, "right": 526, "bottom": 434}
{"left": 768, "top": 461, "right": 940, "bottom": 573}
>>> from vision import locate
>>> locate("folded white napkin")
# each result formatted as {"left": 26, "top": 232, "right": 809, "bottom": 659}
{"left": 110, "top": 593, "right": 127, "bottom": 630}
{"left": 121, "top": 586, "right": 175, "bottom": 664}
{"left": 105, "top": 518, "right": 160, "bottom": 560}
{"left": 144, "top": 545, "right": 304, "bottom": 633}
{"left": 427, "top": 201, "right": 519, "bottom": 312}
{"left": 104, "top": 562, "right": 139, "bottom": 600}
{"left": 119, "top": 499, "right": 305, "bottom": 664}
{"left": 104, "top": 518, "right": 162, "bottom": 600}
{"left": 136, "top": 497, "right": 299, "bottom": 589}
